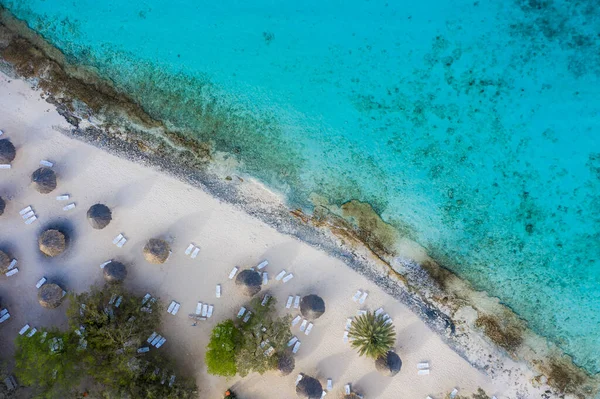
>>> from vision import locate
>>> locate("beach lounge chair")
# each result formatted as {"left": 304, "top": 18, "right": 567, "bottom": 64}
{"left": 0, "top": 309, "right": 7, "bottom": 316}
{"left": 5, "top": 268, "right": 18, "bottom": 277}
{"left": 305, "top": 323, "right": 313, "bottom": 335}
{"left": 359, "top": 291, "right": 368, "bottom": 304}
{"left": 343, "top": 331, "right": 349, "bottom": 343}
{"left": 282, "top": 273, "right": 294, "bottom": 283}
{"left": 295, "top": 374, "right": 303, "bottom": 386}
{"left": 292, "top": 341, "right": 301, "bottom": 353}
{"left": 286, "top": 296, "right": 293, "bottom": 309}
{"left": 172, "top": 303, "right": 181, "bottom": 315}
{"left": 345, "top": 318, "right": 353, "bottom": 330}
{"left": 207, "top": 305, "right": 213, "bottom": 318}
{"left": 291, "top": 315, "right": 301, "bottom": 326}
{"left": 99, "top": 260, "right": 112, "bottom": 269}
{"left": 243, "top": 311, "right": 252, "bottom": 323}
{"left": 352, "top": 290, "right": 362, "bottom": 302}
{"left": 299, "top": 319, "right": 308, "bottom": 332}
{"left": 151, "top": 335, "right": 162, "bottom": 346}
{"left": 237, "top": 307, "right": 246, "bottom": 318}
{"left": 112, "top": 234, "right": 124, "bottom": 245}
{"left": 19, "top": 206, "right": 32, "bottom": 215}
{"left": 0, "top": 312, "right": 10, "bottom": 323}
{"left": 191, "top": 247, "right": 200, "bottom": 259}
{"left": 0, "top": 164, "right": 10, "bottom": 169}
{"left": 25, "top": 216, "right": 37, "bottom": 224}
{"left": 287, "top": 336, "right": 298, "bottom": 347}
{"left": 257, "top": 260, "right": 268, "bottom": 270}
{"left": 202, "top": 304, "right": 208, "bottom": 317}
{"left": 261, "top": 294, "right": 271, "bottom": 306}
{"left": 156, "top": 337, "right": 167, "bottom": 348}
{"left": 25, "top": 327, "right": 37, "bottom": 337}
{"left": 137, "top": 347, "right": 150, "bottom": 353}
{"left": 216, "top": 284, "right": 221, "bottom": 298}
{"left": 321, "top": 391, "right": 327, "bottom": 398}
{"left": 19, "top": 324, "right": 30, "bottom": 335}
{"left": 142, "top": 293, "right": 151, "bottom": 305}
{"left": 168, "top": 374, "right": 175, "bottom": 387}
{"left": 418, "top": 369, "right": 430, "bottom": 375}
{"left": 63, "top": 203, "right": 76, "bottom": 211}
{"left": 40, "top": 160, "right": 53, "bottom": 167}
{"left": 228, "top": 267, "right": 239, "bottom": 279}
{"left": 357, "top": 310, "right": 367, "bottom": 316}
{"left": 167, "top": 301, "right": 176, "bottom": 314}
{"left": 147, "top": 332, "right": 158, "bottom": 343}
{"left": 450, "top": 388, "right": 459, "bottom": 398}
{"left": 22, "top": 210, "right": 34, "bottom": 219}
{"left": 262, "top": 272, "right": 268, "bottom": 285}
{"left": 4, "top": 375, "right": 17, "bottom": 392}
{"left": 116, "top": 237, "right": 127, "bottom": 247}
{"left": 417, "top": 362, "right": 429, "bottom": 369}
{"left": 374, "top": 307, "right": 384, "bottom": 316}
{"left": 185, "top": 244, "right": 194, "bottom": 255}
{"left": 0, "top": 130, "right": 3, "bottom": 136}
{"left": 345, "top": 384, "right": 351, "bottom": 395}
{"left": 8, "top": 259, "right": 17, "bottom": 270}
{"left": 56, "top": 194, "right": 69, "bottom": 201}
{"left": 115, "top": 297, "right": 123, "bottom": 308}
{"left": 294, "top": 295, "right": 300, "bottom": 308}
{"left": 275, "top": 270, "right": 286, "bottom": 280}
{"left": 327, "top": 378, "right": 333, "bottom": 391}
{"left": 195, "top": 302, "right": 202, "bottom": 315}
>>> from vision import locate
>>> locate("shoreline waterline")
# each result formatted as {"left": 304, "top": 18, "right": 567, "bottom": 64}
{"left": 0, "top": 7, "right": 597, "bottom": 397}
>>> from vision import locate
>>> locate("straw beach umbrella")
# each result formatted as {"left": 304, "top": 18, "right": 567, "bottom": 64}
{"left": 87, "top": 204, "right": 112, "bottom": 229}
{"left": 295, "top": 374, "right": 323, "bottom": 399}
{"left": 31, "top": 167, "right": 57, "bottom": 194}
{"left": 344, "top": 394, "right": 364, "bottom": 399}
{"left": 143, "top": 239, "right": 171, "bottom": 264}
{"left": 0, "top": 139, "right": 16, "bottom": 164}
{"left": 235, "top": 269, "right": 262, "bottom": 296}
{"left": 39, "top": 229, "right": 67, "bottom": 257}
{"left": 38, "top": 283, "right": 65, "bottom": 309}
{"left": 103, "top": 261, "right": 128, "bottom": 283}
{"left": 300, "top": 294, "right": 325, "bottom": 320}
{"left": 276, "top": 353, "right": 295, "bottom": 376}
{"left": 0, "top": 196, "right": 5, "bottom": 216}
{"left": 0, "top": 250, "right": 11, "bottom": 274}
{"left": 375, "top": 351, "right": 402, "bottom": 377}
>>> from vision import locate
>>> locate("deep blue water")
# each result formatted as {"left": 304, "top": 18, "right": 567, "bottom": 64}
{"left": 3, "top": 0, "right": 599, "bottom": 373}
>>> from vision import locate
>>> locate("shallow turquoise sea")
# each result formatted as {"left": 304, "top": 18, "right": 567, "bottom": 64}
{"left": 3, "top": 0, "right": 599, "bottom": 373}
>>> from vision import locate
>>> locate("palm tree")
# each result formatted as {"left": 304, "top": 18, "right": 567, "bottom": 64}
{"left": 348, "top": 311, "right": 396, "bottom": 358}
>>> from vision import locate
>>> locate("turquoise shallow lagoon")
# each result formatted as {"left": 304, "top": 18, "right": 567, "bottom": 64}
{"left": 3, "top": 0, "right": 599, "bottom": 373}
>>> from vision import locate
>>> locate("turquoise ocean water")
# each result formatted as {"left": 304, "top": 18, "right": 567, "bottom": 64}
{"left": 2, "top": 0, "right": 599, "bottom": 373}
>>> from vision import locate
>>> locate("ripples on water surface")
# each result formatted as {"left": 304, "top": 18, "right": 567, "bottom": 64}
{"left": 3, "top": 0, "right": 599, "bottom": 372}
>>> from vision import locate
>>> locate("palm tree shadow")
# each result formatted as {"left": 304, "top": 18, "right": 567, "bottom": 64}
{"left": 315, "top": 351, "right": 354, "bottom": 382}
{"left": 354, "top": 370, "right": 392, "bottom": 398}
{"left": 112, "top": 176, "right": 156, "bottom": 210}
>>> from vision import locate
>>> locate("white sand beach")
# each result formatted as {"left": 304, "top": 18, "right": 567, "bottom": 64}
{"left": 0, "top": 72, "right": 538, "bottom": 398}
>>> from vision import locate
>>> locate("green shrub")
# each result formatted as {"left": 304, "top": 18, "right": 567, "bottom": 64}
{"left": 348, "top": 311, "right": 396, "bottom": 358}
{"left": 206, "top": 320, "right": 240, "bottom": 377}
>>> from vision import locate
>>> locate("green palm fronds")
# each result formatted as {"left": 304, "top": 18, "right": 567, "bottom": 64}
{"left": 348, "top": 311, "right": 396, "bottom": 358}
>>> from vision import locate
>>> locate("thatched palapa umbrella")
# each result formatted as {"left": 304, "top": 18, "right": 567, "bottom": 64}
{"left": 300, "top": 294, "right": 325, "bottom": 320}
{"left": 235, "top": 269, "right": 262, "bottom": 296}
{"left": 0, "top": 250, "right": 11, "bottom": 274}
{"left": 0, "top": 196, "right": 5, "bottom": 216}
{"left": 103, "top": 261, "right": 128, "bottom": 283}
{"left": 0, "top": 139, "right": 16, "bottom": 164}
{"left": 344, "top": 394, "right": 364, "bottom": 399}
{"left": 375, "top": 350, "right": 402, "bottom": 377}
{"left": 276, "top": 353, "right": 295, "bottom": 376}
{"left": 143, "top": 238, "right": 171, "bottom": 264}
{"left": 31, "top": 167, "right": 57, "bottom": 194}
{"left": 87, "top": 204, "right": 112, "bottom": 229}
{"left": 38, "top": 283, "right": 65, "bottom": 309}
{"left": 296, "top": 374, "right": 323, "bottom": 399}
{"left": 39, "top": 229, "right": 67, "bottom": 257}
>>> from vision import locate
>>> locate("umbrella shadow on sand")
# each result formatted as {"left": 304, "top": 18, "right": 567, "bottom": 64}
{"left": 112, "top": 176, "right": 156, "bottom": 210}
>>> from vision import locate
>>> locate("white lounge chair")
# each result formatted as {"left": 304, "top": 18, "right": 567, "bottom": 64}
{"left": 172, "top": 303, "right": 181, "bottom": 315}
{"left": 115, "top": 297, "right": 123, "bottom": 308}
{"left": 25, "top": 216, "right": 37, "bottom": 225}
{"left": 0, "top": 313, "right": 10, "bottom": 323}
{"left": 156, "top": 337, "right": 167, "bottom": 348}
{"left": 99, "top": 260, "right": 112, "bottom": 269}
{"left": 19, "top": 206, "right": 32, "bottom": 215}
{"left": 418, "top": 369, "right": 430, "bottom": 375}
{"left": 374, "top": 307, "right": 384, "bottom": 316}
{"left": 0, "top": 309, "right": 7, "bottom": 316}
{"left": 5, "top": 268, "right": 18, "bottom": 277}
{"left": 287, "top": 336, "right": 298, "bottom": 347}
{"left": 195, "top": 302, "right": 202, "bottom": 315}
{"left": 345, "top": 318, "right": 353, "bottom": 330}
{"left": 357, "top": 310, "right": 367, "bottom": 316}
{"left": 56, "top": 194, "right": 70, "bottom": 201}
{"left": 345, "top": 384, "right": 351, "bottom": 394}
{"left": 112, "top": 234, "right": 124, "bottom": 245}
{"left": 282, "top": 273, "right": 294, "bottom": 283}
{"left": 151, "top": 335, "right": 162, "bottom": 346}
{"left": 0, "top": 164, "right": 11, "bottom": 169}
{"left": 216, "top": 284, "right": 221, "bottom": 298}
{"left": 137, "top": 347, "right": 150, "bottom": 353}
{"left": 116, "top": 237, "right": 127, "bottom": 247}
{"left": 292, "top": 341, "right": 301, "bottom": 353}
{"left": 207, "top": 305, "right": 213, "bottom": 318}
{"left": 291, "top": 315, "right": 301, "bottom": 326}
{"left": 450, "top": 388, "right": 459, "bottom": 398}
{"left": 321, "top": 391, "right": 327, "bottom": 398}
{"left": 262, "top": 272, "right": 268, "bottom": 285}
{"left": 417, "top": 362, "right": 429, "bottom": 369}
{"left": 185, "top": 244, "right": 194, "bottom": 255}
{"left": 359, "top": 291, "right": 368, "bottom": 304}
{"left": 26, "top": 328, "right": 37, "bottom": 337}
{"left": 147, "top": 332, "right": 157, "bottom": 343}
{"left": 167, "top": 301, "right": 176, "bottom": 314}
{"left": 142, "top": 293, "right": 151, "bottom": 305}
{"left": 327, "top": 378, "right": 333, "bottom": 391}
{"left": 21, "top": 210, "right": 34, "bottom": 219}
{"left": 256, "top": 260, "right": 268, "bottom": 269}
{"left": 19, "top": 324, "right": 30, "bottom": 335}
{"left": 191, "top": 247, "right": 200, "bottom": 259}
{"left": 8, "top": 259, "right": 17, "bottom": 270}
{"left": 299, "top": 319, "right": 308, "bottom": 332}
{"left": 63, "top": 203, "right": 76, "bottom": 211}
{"left": 294, "top": 295, "right": 300, "bottom": 308}
{"left": 285, "top": 296, "right": 293, "bottom": 309}
{"left": 228, "top": 267, "right": 239, "bottom": 279}
{"left": 202, "top": 304, "right": 208, "bottom": 317}
{"left": 343, "top": 331, "right": 349, "bottom": 343}
{"left": 304, "top": 323, "right": 313, "bottom": 335}
{"left": 275, "top": 270, "right": 286, "bottom": 281}
{"left": 352, "top": 290, "right": 362, "bottom": 302}
{"left": 261, "top": 294, "right": 271, "bottom": 306}
{"left": 242, "top": 311, "right": 252, "bottom": 323}
{"left": 295, "top": 374, "right": 303, "bottom": 386}
{"left": 237, "top": 307, "right": 246, "bottom": 318}
{"left": 40, "top": 160, "right": 53, "bottom": 167}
